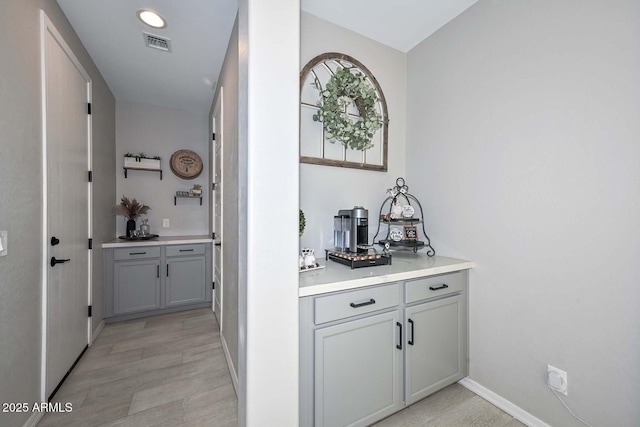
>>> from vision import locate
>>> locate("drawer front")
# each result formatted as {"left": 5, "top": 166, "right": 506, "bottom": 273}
{"left": 166, "top": 244, "right": 205, "bottom": 257}
{"left": 113, "top": 246, "right": 161, "bottom": 261}
{"left": 315, "top": 283, "right": 399, "bottom": 325}
{"left": 405, "top": 271, "right": 466, "bottom": 304}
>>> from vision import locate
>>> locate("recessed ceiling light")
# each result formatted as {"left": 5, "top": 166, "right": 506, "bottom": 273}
{"left": 137, "top": 9, "right": 167, "bottom": 29}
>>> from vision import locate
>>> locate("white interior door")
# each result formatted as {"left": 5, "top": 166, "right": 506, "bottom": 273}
{"left": 42, "top": 12, "right": 91, "bottom": 400}
{"left": 213, "top": 88, "right": 224, "bottom": 329}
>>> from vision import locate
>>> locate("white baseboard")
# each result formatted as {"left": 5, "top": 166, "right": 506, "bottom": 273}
{"left": 459, "top": 377, "right": 551, "bottom": 427}
{"left": 23, "top": 411, "right": 44, "bottom": 427}
{"left": 91, "top": 320, "right": 105, "bottom": 345}
{"left": 221, "top": 334, "right": 239, "bottom": 396}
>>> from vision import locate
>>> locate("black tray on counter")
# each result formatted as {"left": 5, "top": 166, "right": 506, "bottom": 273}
{"left": 325, "top": 249, "right": 392, "bottom": 269}
{"left": 118, "top": 234, "right": 159, "bottom": 241}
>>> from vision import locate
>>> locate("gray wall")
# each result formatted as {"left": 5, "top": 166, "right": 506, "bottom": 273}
{"left": 0, "top": 1, "right": 114, "bottom": 425}
{"left": 406, "top": 1, "right": 640, "bottom": 425}
{"left": 237, "top": 2, "right": 249, "bottom": 422}
{"left": 299, "top": 12, "right": 407, "bottom": 253}
{"left": 115, "top": 101, "right": 209, "bottom": 237}
{"left": 91, "top": 73, "right": 116, "bottom": 332}
{"left": 212, "top": 16, "right": 240, "bottom": 386}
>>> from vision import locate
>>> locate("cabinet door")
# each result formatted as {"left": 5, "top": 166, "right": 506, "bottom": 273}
{"left": 113, "top": 260, "right": 161, "bottom": 314}
{"left": 405, "top": 294, "right": 464, "bottom": 405}
{"left": 315, "top": 311, "right": 403, "bottom": 427}
{"left": 166, "top": 256, "right": 206, "bottom": 307}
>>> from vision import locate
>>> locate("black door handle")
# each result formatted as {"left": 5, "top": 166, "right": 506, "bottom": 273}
{"left": 50, "top": 237, "right": 60, "bottom": 246}
{"left": 50, "top": 257, "right": 70, "bottom": 267}
{"left": 214, "top": 242, "right": 221, "bottom": 246}
{"left": 396, "top": 322, "right": 403, "bottom": 350}
{"left": 408, "top": 319, "right": 414, "bottom": 345}
{"left": 429, "top": 284, "right": 449, "bottom": 291}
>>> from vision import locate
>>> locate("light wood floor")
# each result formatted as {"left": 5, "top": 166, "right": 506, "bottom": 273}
{"left": 39, "top": 308, "right": 524, "bottom": 427}
{"left": 39, "top": 308, "right": 236, "bottom": 427}
{"left": 373, "top": 384, "right": 526, "bottom": 427}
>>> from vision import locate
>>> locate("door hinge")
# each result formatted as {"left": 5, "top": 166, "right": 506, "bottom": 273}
{"left": 212, "top": 282, "right": 215, "bottom": 290}
{"left": 212, "top": 232, "right": 216, "bottom": 239}
{"left": 88, "top": 305, "right": 92, "bottom": 317}
{"left": 87, "top": 103, "right": 92, "bottom": 115}
{"left": 88, "top": 170, "right": 93, "bottom": 182}
{"left": 212, "top": 132, "right": 216, "bottom": 141}
{"left": 88, "top": 238, "right": 93, "bottom": 250}
{"left": 212, "top": 182, "right": 216, "bottom": 190}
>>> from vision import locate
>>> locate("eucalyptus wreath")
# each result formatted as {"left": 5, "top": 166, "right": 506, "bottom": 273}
{"left": 313, "top": 67, "right": 383, "bottom": 151}
{"left": 299, "top": 209, "right": 306, "bottom": 236}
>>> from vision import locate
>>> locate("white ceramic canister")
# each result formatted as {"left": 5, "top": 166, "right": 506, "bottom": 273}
{"left": 390, "top": 202, "right": 403, "bottom": 219}
{"left": 302, "top": 248, "right": 316, "bottom": 267}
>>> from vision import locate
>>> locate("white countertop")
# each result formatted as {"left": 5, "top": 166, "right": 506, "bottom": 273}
{"left": 102, "top": 235, "right": 213, "bottom": 249}
{"left": 299, "top": 253, "right": 473, "bottom": 297}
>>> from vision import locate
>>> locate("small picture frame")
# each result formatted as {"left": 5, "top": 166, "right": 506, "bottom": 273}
{"left": 403, "top": 226, "right": 418, "bottom": 240}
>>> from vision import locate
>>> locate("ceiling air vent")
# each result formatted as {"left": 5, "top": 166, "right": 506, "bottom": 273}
{"left": 143, "top": 32, "right": 171, "bottom": 52}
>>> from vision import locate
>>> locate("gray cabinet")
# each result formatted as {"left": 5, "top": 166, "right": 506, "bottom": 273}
{"left": 104, "top": 242, "right": 212, "bottom": 321}
{"left": 404, "top": 271, "right": 467, "bottom": 405}
{"left": 113, "top": 259, "right": 161, "bottom": 314}
{"left": 300, "top": 270, "right": 468, "bottom": 426}
{"left": 314, "top": 311, "right": 403, "bottom": 427}
{"left": 405, "top": 294, "right": 464, "bottom": 405}
{"left": 166, "top": 256, "right": 206, "bottom": 307}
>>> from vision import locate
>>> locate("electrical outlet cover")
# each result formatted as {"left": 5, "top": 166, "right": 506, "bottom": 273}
{"left": 547, "top": 364, "right": 568, "bottom": 395}
{"left": 0, "top": 231, "right": 7, "bottom": 257}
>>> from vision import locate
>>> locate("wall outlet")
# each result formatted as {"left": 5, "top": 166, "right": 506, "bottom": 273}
{"left": 162, "top": 219, "right": 170, "bottom": 228}
{"left": 547, "top": 364, "right": 568, "bottom": 395}
{"left": 0, "top": 231, "right": 7, "bottom": 257}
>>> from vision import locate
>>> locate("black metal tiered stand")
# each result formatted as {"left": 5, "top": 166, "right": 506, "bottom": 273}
{"left": 373, "top": 177, "right": 436, "bottom": 256}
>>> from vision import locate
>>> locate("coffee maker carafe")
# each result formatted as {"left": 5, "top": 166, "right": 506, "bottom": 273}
{"left": 335, "top": 206, "right": 368, "bottom": 253}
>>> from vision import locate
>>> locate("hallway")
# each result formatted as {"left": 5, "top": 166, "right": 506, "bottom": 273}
{"left": 38, "top": 309, "right": 236, "bottom": 427}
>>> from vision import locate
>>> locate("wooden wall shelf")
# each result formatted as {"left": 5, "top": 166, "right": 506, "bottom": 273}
{"left": 174, "top": 195, "right": 203, "bottom": 206}
{"left": 123, "top": 167, "right": 163, "bottom": 180}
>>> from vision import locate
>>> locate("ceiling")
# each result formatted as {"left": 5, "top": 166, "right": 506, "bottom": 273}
{"left": 57, "top": 0, "right": 478, "bottom": 114}
{"left": 56, "top": 0, "right": 238, "bottom": 114}
{"left": 302, "top": 0, "right": 479, "bottom": 52}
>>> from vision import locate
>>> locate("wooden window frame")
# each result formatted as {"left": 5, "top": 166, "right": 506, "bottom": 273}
{"left": 299, "top": 53, "right": 389, "bottom": 172}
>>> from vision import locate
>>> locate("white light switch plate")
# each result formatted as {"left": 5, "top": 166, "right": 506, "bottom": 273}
{"left": 0, "top": 231, "right": 7, "bottom": 257}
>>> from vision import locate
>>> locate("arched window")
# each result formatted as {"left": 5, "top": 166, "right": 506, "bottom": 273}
{"left": 300, "top": 53, "right": 389, "bottom": 171}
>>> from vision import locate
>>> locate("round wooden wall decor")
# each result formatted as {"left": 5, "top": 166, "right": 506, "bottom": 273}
{"left": 169, "top": 149, "right": 203, "bottom": 179}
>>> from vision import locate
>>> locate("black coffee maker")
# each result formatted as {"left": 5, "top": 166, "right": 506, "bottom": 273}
{"left": 334, "top": 206, "right": 369, "bottom": 253}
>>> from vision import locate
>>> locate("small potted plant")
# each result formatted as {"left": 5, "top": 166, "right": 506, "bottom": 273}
{"left": 124, "top": 152, "right": 161, "bottom": 170}
{"left": 113, "top": 196, "right": 151, "bottom": 237}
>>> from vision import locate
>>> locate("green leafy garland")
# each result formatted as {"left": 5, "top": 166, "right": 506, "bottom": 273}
{"left": 299, "top": 209, "right": 306, "bottom": 236}
{"left": 313, "top": 67, "right": 382, "bottom": 151}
